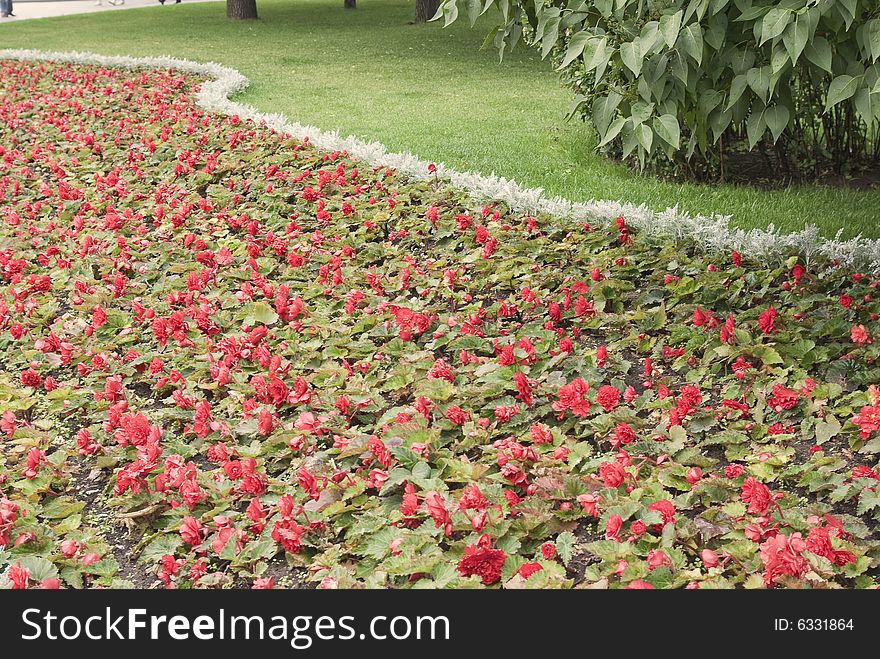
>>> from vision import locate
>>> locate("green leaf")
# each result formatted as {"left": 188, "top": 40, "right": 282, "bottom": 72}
{"left": 746, "top": 67, "right": 770, "bottom": 103}
{"left": 730, "top": 47, "right": 756, "bottom": 75}
{"left": 587, "top": 37, "right": 612, "bottom": 83}
{"left": 639, "top": 20, "right": 661, "bottom": 54}
{"left": 598, "top": 116, "right": 627, "bottom": 147}
{"left": 653, "top": 114, "right": 681, "bottom": 149}
{"left": 40, "top": 496, "right": 85, "bottom": 519}
{"left": 555, "top": 531, "right": 575, "bottom": 567}
{"left": 620, "top": 39, "right": 643, "bottom": 77}
{"left": 726, "top": 74, "right": 749, "bottom": 110}
{"left": 771, "top": 43, "right": 790, "bottom": 75}
{"left": 139, "top": 533, "right": 183, "bottom": 564}
{"left": 247, "top": 301, "right": 278, "bottom": 326}
{"left": 61, "top": 566, "right": 84, "bottom": 589}
{"left": 838, "top": 0, "right": 857, "bottom": 28}
{"left": 235, "top": 539, "right": 278, "bottom": 564}
{"left": 760, "top": 8, "right": 791, "bottom": 45}
{"left": 868, "top": 20, "right": 880, "bottom": 63}
{"left": 815, "top": 416, "right": 841, "bottom": 445}
{"left": 804, "top": 37, "right": 833, "bottom": 73}
{"left": 594, "top": 0, "right": 612, "bottom": 18}
{"left": 539, "top": 16, "right": 561, "bottom": 59}
{"left": 668, "top": 424, "right": 688, "bottom": 448}
{"left": 854, "top": 87, "right": 874, "bottom": 122}
{"left": 659, "top": 10, "right": 683, "bottom": 48}
{"left": 592, "top": 92, "right": 622, "bottom": 136}
{"left": 440, "top": 0, "right": 458, "bottom": 27}
{"left": 559, "top": 31, "right": 592, "bottom": 69}
{"left": 16, "top": 556, "right": 59, "bottom": 583}
{"left": 856, "top": 490, "right": 880, "bottom": 516}
{"left": 825, "top": 75, "right": 860, "bottom": 111}
{"left": 754, "top": 345, "right": 783, "bottom": 366}
{"left": 635, "top": 123, "right": 654, "bottom": 153}
{"left": 699, "top": 89, "right": 723, "bottom": 117}
{"left": 465, "top": 0, "right": 480, "bottom": 26}
{"left": 680, "top": 24, "right": 704, "bottom": 66}
{"left": 782, "top": 14, "right": 810, "bottom": 65}
{"left": 764, "top": 104, "right": 790, "bottom": 142}
{"left": 630, "top": 100, "right": 654, "bottom": 126}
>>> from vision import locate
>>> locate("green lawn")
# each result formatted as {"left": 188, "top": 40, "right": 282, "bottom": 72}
{"left": 2, "top": 0, "right": 878, "bottom": 238}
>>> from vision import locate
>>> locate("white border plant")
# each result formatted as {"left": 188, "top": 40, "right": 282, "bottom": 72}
{"left": 2, "top": 48, "right": 879, "bottom": 273}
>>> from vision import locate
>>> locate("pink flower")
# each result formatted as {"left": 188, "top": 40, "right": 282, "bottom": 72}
{"left": 851, "top": 324, "right": 870, "bottom": 345}
{"left": 701, "top": 549, "right": 719, "bottom": 568}
{"left": 647, "top": 500, "right": 676, "bottom": 529}
{"left": 720, "top": 314, "right": 736, "bottom": 344}
{"left": 629, "top": 520, "right": 646, "bottom": 538}
{"left": 599, "top": 461, "right": 626, "bottom": 488}
{"left": 427, "top": 359, "right": 455, "bottom": 382}
{"left": 759, "top": 533, "right": 808, "bottom": 586}
{"left": 445, "top": 405, "right": 469, "bottom": 426}
{"left": 257, "top": 408, "right": 275, "bottom": 435}
{"left": 725, "top": 464, "right": 745, "bottom": 479}
{"left": 513, "top": 371, "right": 534, "bottom": 407}
{"left": 552, "top": 378, "right": 591, "bottom": 417}
{"left": 180, "top": 516, "right": 206, "bottom": 546}
{"left": 8, "top": 563, "right": 29, "bottom": 589}
{"left": 20, "top": 368, "right": 42, "bottom": 388}
{"left": 758, "top": 306, "right": 777, "bottom": 334}
{"left": 852, "top": 405, "right": 880, "bottom": 438}
{"left": 852, "top": 465, "right": 880, "bottom": 481}
{"left": 529, "top": 423, "right": 552, "bottom": 444}
{"left": 1, "top": 410, "right": 17, "bottom": 439}
{"left": 596, "top": 385, "right": 620, "bottom": 412}
{"left": 686, "top": 467, "right": 702, "bottom": 484}
{"left": 458, "top": 484, "right": 488, "bottom": 512}
{"left": 457, "top": 534, "right": 506, "bottom": 585}
{"left": 114, "top": 413, "right": 158, "bottom": 447}
{"left": 576, "top": 493, "right": 600, "bottom": 517}
{"left": 541, "top": 543, "right": 557, "bottom": 560}
{"left": 81, "top": 553, "right": 101, "bottom": 566}
{"left": 625, "top": 579, "right": 655, "bottom": 589}
{"left": 646, "top": 550, "right": 671, "bottom": 570}
{"left": 252, "top": 577, "right": 275, "bottom": 589}
{"left": 61, "top": 539, "right": 80, "bottom": 558}
{"left": 767, "top": 384, "right": 799, "bottom": 411}
{"left": 605, "top": 514, "right": 623, "bottom": 542}
{"left": 518, "top": 562, "right": 543, "bottom": 580}
{"left": 732, "top": 356, "right": 753, "bottom": 379}
{"left": 424, "top": 491, "right": 452, "bottom": 537}
{"left": 610, "top": 423, "right": 635, "bottom": 447}
{"left": 741, "top": 477, "right": 771, "bottom": 515}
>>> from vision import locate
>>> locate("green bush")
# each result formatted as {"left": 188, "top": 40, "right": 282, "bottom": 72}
{"left": 438, "top": 0, "right": 880, "bottom": 181}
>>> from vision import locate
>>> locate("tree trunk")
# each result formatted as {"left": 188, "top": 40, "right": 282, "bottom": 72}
{"left": 414, "top": 0, "right": 440, "bottom": 22}
{"left": 227, "top": 0, "right": 258, "bottom": 20}
{"left": 344, "top": 0, "right": 356, "bottom": 8}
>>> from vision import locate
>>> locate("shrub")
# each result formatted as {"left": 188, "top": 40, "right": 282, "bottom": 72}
{"left": 437, "top": 0, "right": 880, "bottom": 182}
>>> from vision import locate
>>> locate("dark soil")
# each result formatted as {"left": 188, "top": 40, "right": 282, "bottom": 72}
{"left": 69, "top": 457, "right": 161, "bottom": 589}
{"left": 658, "top": 144, "right": 880, "bottom": 191}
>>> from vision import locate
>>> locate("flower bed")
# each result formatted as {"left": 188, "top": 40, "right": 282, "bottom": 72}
{"left": 0, "top": 59, "right": 878, "bottom": 590}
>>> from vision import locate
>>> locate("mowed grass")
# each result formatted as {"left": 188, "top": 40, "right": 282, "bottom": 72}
{"left": 1, "top": 0, "right": 878, "bottom": 238}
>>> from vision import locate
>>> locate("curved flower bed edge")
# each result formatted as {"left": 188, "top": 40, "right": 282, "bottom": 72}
{"left": 1, "top": 47, "right": 878, "bottom": 274}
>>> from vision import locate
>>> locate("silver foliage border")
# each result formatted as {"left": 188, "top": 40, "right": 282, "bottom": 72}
{"left": 2, "top": 48, "right": 878, "bottom": 273}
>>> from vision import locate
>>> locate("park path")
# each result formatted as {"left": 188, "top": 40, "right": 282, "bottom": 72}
{"left": 2, "top": 0, "right": 215, "bottom": 21}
